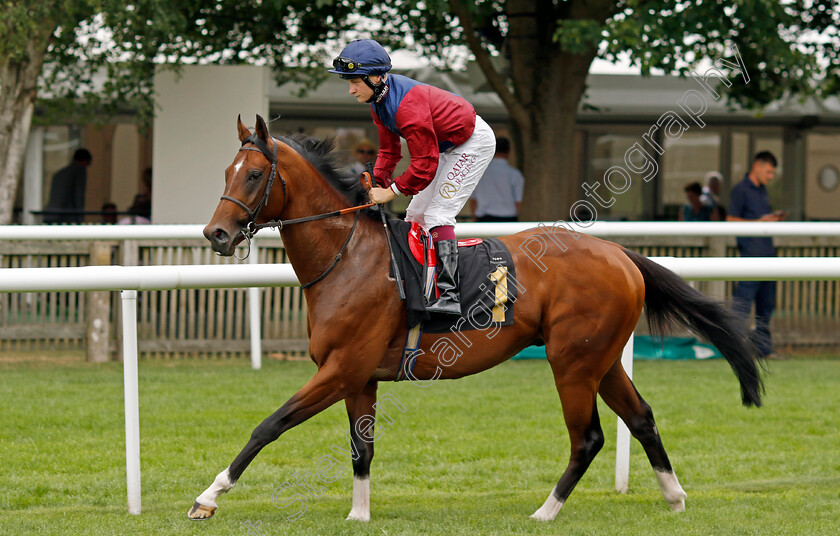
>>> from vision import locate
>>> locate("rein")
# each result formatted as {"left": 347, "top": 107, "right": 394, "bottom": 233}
{"left": 219, "top": 133, "right": 374, "bottom": 288}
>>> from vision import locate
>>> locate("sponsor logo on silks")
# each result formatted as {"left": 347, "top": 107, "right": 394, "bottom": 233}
{"left": 445, "top": 153, "right": 477, "bottom": 186}
{"left": 439, "top": 152, "right": 478, "bottom": 199}
{"left": 439, "top": 182, "right": 459, "bottom": 199}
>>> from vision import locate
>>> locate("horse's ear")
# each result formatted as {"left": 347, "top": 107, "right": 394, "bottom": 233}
{"left": 255, "top": 114, "right": 270, "bottom": 142}
{"left": 236, "top": 115, "right": 250, "bottom": 142}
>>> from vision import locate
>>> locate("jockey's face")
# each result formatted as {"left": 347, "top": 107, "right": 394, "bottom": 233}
{"left": 347, "top": 75, "right": 381, "bottom": 103}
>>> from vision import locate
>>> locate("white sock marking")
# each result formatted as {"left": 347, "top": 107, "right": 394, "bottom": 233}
{"left": 346, "top": 476, "right": 370, "bottom": 522}
{"left": 654, "top": 469, "right": 687, "bottom": 512}
{"left": 530, "top": 493, "right": 564, "bottom": 521}
{"left": 195, "top": 468, "right": 234, "bottom": 508}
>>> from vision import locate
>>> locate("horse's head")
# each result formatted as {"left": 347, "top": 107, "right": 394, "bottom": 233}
{"left": 204, "top": 114, "right": 287, "bottom": 255}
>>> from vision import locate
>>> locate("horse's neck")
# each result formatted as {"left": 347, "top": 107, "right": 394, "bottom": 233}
{"left": 276, "top": 160, "right": 381, "bottom": 289}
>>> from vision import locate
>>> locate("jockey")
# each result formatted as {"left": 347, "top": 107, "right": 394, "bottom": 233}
{"left": 328, "top": 39, "right": 496, "bottom": 315}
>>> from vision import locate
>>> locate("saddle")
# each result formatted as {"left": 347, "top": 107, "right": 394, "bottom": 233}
{"left": 388, "top": 219, "right": 518, "bottom": 333}
{"left": 407, "top": 222, "right": 484, "bottom": 300}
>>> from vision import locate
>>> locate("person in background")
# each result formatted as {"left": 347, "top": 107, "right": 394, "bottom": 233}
{"left": 348, "top": 139, "right": 378, "bottom": 177}
{"left": 701, "top": 171, "right": 725, "bottom": 219}
{"left": 679, "top": 181, "right": 715, "bottom": 221}
{"left": 118, "top": 194, "right": 152, "bottom": 225}
{"left": 44, "top": 148, "right": 91, "bottom": 224}
{"left": 142, "top": 167, "right": 153, "bottom": 198}
{"left": 727, "top": 151, "right": 787, "bottom": 360}
{"left": 469, "top": 136, "right": 525, "bottom": 222}
{"left": 101, "top": 202, "right": 118, "bottom": 224}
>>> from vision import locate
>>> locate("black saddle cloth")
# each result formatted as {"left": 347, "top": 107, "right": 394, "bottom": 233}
{"left": 387, "top": 218, "right": 518, "bottom": 333}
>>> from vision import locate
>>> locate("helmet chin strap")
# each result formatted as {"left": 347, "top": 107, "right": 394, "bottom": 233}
{"left": 362, "top": 75, "right": 389, "bottom": 103}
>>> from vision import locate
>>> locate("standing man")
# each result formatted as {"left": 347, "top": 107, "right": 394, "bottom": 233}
{"left": 329, "top": 39, "right": 495, "bottom": 315}
{"left": 469, "top": 137, "right": 524, "bottom": 222}
{"left": 727, "top": 151, "right": 787, "bottom": 360}
{"left": 44, "top": 148, "right": 91, "bottom": 223}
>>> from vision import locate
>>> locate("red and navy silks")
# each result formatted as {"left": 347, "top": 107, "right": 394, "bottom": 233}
{"left": 371, "top": 74, "right": 476, "bottom": 196}
{"left": 387, "top": 218, "right": 517, "bottom": 333}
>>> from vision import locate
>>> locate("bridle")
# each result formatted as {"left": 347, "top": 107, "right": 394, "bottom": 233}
{"left": 218, "top": 133, "right": 374, "bottom": 288}
{"left": 220, "top": 132, "right": 285, "bottom": 244}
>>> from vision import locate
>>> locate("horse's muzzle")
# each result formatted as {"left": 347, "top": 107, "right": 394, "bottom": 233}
{"left": 203, "top": 224, "right": 237, "bottom": 256}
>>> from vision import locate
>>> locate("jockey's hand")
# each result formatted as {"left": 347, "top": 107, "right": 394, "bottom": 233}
{"left": 369, "top": 187, "right": 396, "bottom": 204}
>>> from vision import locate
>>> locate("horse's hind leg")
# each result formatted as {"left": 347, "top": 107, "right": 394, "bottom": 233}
{"left": 344, "top": 381, "right": 378, "bottom": 522}
{"left": 531, "top": 372, "right": 605, "bottom": 521}
{"left": 598, "top": 360, "right": 687, "bottom": 511}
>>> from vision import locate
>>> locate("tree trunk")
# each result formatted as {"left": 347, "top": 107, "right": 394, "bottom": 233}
{"left": 513, "top": 51, "right": 595, "bottom": 221}
{"left": 500, "top": 0, "right": 610, "bottom": 221}
{"left": 0, "top": 38, "right": 50, "bottom": 224}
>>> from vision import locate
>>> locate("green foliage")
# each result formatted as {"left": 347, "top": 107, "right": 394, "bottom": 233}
{"left": 554, "top": 19, "right": 604, "bottom": 55}
{"left": 367, "top": 0, "right": 840, "bottom": 110}
{"left": 17, "top": 1, "right": 372, "bottom": 128}
{"left": 600, "top": 0, "right": 840, "bottom": 108}
{"left": 0, "top": 356, "right": 839, "bottom": 534}
{"left": 8, "top": 0, "right": 840, "bottom": 134}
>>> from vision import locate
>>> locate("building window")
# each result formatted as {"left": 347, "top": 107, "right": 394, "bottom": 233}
{"left": 806, "top": 133, "right": 840, "bottom": 220}
{"left": 660, "top": 131, "right": 721, "bottom": 220}
{"left": 42, "top": 126, "right": 83, "bottom": 205}
{"left": 587, "top": 133, "right": 647, "bottom": 220}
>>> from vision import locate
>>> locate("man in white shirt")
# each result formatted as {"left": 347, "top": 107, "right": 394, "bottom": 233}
{"left": 469, "top": 137, "right": 524, "bottom": 222}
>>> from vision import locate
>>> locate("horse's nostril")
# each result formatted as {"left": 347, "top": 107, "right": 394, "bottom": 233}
{"left": 211, "top": 228, "right": 230, "bottom": 246}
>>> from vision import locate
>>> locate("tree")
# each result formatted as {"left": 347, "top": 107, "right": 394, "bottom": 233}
{"left": 374, "top": 0, "right": 840, "bottom": 220}
{"left": 0, "top": 2, "right": 85, "bottom": 224}
{"left": 4, "top": 1, "right": 839, "bottom": 223}
{"left": 0, "top": 0, "right": 356, "bottom": 224}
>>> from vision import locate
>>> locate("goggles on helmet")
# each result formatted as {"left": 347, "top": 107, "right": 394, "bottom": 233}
{"left": 332, "top": 57, "right": 390, "bottom": 76}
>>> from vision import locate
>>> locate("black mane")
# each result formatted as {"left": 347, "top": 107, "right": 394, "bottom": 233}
{"left": 277, "top": 134, "right": 377, "bottom": 217}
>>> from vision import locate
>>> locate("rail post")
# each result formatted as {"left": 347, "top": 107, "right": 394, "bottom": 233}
{"left": 121, "top": 290, "right": 141, "bottom": 514}
{"left": 248, "top": 239, "right": 262, "bottom": 369}
{"left": 86, "top": 241, "right": 112, "bottom": 362}
{"left": 615, "top": 334, "right": 634, "bottom": 493}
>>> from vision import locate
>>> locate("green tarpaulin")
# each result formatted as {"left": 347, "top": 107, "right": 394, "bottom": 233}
{"left": 512, "top": 336, "right": 723, "bottom": 361}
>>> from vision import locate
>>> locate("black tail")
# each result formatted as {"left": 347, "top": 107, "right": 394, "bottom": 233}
{"left": 622, "top": 248, "right": 763, "bottom": 407}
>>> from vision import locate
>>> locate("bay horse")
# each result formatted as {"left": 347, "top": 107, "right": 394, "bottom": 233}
{"left": 190, "top": 115, "right": 762, "bottom": 522}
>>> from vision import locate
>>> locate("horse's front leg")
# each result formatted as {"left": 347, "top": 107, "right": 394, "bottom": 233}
{"left": 187, "top": 361, "right": 363, "bottom": 520}
{"left": 344, "top": 381, "right": 378, "bottom": 521}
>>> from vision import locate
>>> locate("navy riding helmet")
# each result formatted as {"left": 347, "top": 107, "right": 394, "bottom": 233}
{"left": 329, "top": 39, "right": 392, "bottom": 102}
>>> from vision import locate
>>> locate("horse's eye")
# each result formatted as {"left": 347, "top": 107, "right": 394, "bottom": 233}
{"left": 248, "top": 171, "right": 262, "bottom": 181}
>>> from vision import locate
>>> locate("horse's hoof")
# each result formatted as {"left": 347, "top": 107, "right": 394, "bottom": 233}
{"left": 187, "top": 501, "right": 217, "bottom": 520}
{"left": 669, "top": 499, "right": 686, "bottom": 512}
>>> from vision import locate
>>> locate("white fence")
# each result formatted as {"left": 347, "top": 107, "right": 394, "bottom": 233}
{"left": 5, "top": 221, "right": 840, "bottom": 361}
{"left": 3, "top": 255, "right": 840, "bottom": 514}
{"left": 3, "top": 221, "right": 840, "bottom": 240}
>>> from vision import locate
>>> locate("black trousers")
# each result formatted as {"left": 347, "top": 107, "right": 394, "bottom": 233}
{"left": 733, "top": 280, "right": 776, "bottom": 356}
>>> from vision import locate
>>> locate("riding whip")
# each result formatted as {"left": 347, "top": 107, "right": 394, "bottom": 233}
{"left": 362, "top": 167, "right": 405, "bottom": 300}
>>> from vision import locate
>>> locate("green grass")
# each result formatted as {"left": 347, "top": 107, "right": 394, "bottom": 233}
{"left": 1, "top": 355, "right": 839, "bottom": 535}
